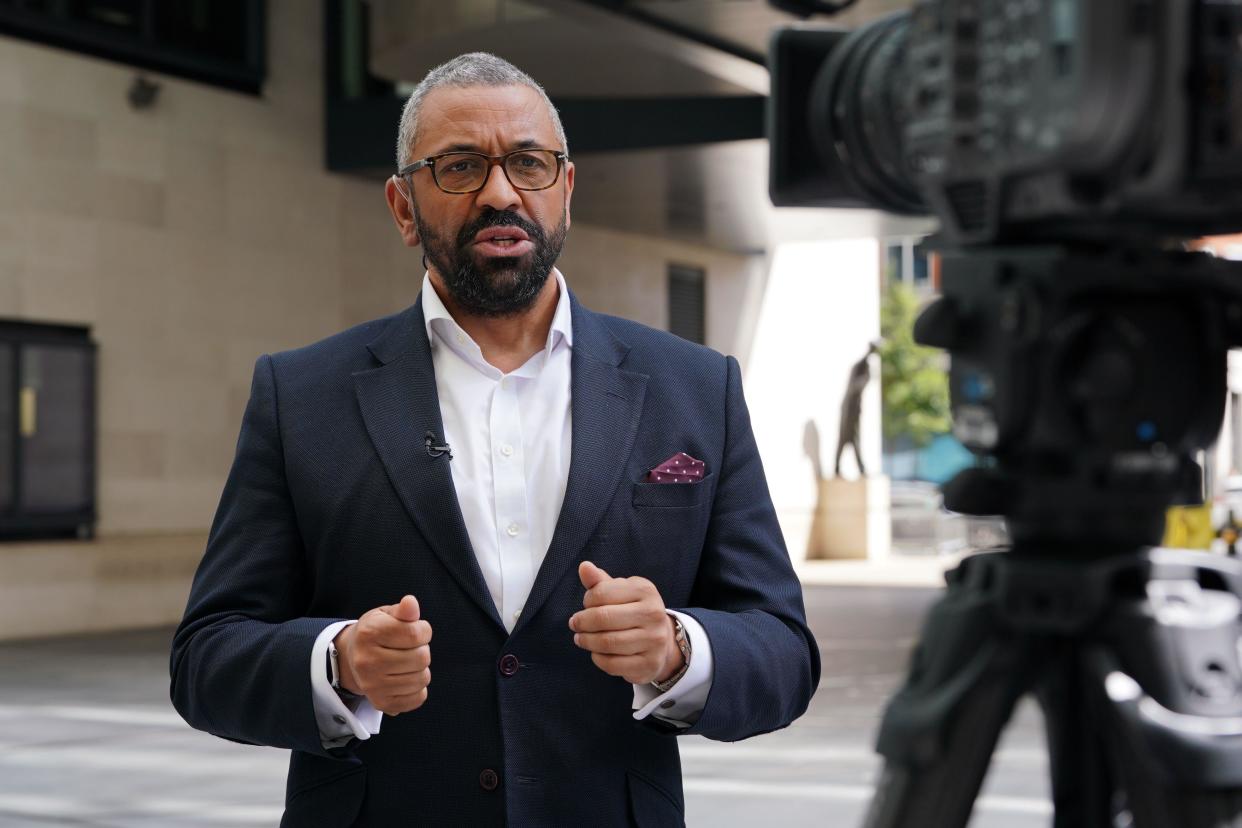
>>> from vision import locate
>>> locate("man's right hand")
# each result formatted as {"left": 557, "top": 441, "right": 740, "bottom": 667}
{"left": 333, "top": 595, "right": 432, "bottom": 716}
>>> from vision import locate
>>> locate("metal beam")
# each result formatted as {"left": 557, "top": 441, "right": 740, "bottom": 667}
{"left": 523, "top": 0, "right": 770, "bottom": 95}
{"left": 557, "top": 95, "right": 766, "bottom": 154}
{"left": 326, "top": 94, "right": 765, "bottom": 173}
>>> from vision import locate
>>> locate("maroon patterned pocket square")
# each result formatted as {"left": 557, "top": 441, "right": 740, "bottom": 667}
{"left": 645, "top": 452, "right": 706, "bottom": 484}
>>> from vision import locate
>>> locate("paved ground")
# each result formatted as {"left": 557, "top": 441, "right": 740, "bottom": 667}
{"left": 0, "top": 583, "right": 1051, "bottom": 827}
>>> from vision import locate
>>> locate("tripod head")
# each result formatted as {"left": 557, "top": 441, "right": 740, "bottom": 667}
{"left": 917, "top": 244, "right": 1242, "bottom": 553}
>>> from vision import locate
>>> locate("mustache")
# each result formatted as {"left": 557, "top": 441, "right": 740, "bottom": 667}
{"left": 456, "top": 210, "right": 545, "bottom": 250}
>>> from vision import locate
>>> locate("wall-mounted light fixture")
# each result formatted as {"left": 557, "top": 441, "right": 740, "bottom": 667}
{"left": 127, "top": 74, "right": 160, "bottom": 110}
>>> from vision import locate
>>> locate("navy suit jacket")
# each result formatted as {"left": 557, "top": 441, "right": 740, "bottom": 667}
{"left": 170, "top": 293, "right": 820, "bottom": 827}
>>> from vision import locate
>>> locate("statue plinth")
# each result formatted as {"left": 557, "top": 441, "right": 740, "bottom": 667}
{"left": 806, "top": 475, "right": 891, "bottom": 561}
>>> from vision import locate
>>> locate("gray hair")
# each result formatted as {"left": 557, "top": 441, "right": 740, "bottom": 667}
{"left": 395, "top": 52, "right": 569, "bottom": 169}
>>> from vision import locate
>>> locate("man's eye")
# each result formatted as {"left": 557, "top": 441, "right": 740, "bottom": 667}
{"left": 511, "top": 154, "right": 549, "bottom": 170}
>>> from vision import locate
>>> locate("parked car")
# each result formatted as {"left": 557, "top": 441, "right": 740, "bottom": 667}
{"left": 889, "top": 479, "right": 1008, "bottom": 555}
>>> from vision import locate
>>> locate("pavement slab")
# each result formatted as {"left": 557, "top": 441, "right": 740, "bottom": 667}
{"left": 0, "top": 583, "right": 1053, "bottom": 827}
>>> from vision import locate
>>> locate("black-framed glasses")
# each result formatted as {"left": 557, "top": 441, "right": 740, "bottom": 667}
{"left": 398, "top": 149, "right": 568, "bottom": 194}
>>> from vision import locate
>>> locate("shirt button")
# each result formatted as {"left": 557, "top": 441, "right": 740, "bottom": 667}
{"left": 507, "top": 523, "right": 519, "bottom": 537}
{"left": 659, "top": 700, "right": 676, "bottom": 710}
{"left": 479, "top": 768, "right": 500, "bottom": 791}
{"left": 500, "top": 444, "right": 514, "bottom": 457}
{"left": 513, "top": 608, "right": 522, "bottom": 622}
{"left": 332, "top": 714, "right": 347, "bottom": 725}
{"left": 499, "top": 654, "right": 520, "bottom": 676}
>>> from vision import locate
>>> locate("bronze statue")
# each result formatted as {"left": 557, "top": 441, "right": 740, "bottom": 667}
{"left": 835, "top": 342, "right": 880, "bottom": 479}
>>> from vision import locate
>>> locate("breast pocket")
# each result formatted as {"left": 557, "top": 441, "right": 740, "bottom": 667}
{"left": 622, "top": 474, "right": 715, "bottom": 601}
{"left": 631, "top": 472, "right": 716, "bottom": 509}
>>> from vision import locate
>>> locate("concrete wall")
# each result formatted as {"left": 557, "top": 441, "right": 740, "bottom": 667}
{"left": 0, "top": 2, "right": 369, "bottom": 536}
{"left": 0, "top": 534, "right": 203, "bottom": 640}
{"left": 0, "top": 2, "right": 767, "bottom": 640}
{"left": 559, "top": 224, "right": 766, "bottom": 365}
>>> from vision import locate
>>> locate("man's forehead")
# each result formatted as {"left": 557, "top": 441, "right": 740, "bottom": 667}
{"left": 417, "top": 84, "right": 558, "bottom": 153}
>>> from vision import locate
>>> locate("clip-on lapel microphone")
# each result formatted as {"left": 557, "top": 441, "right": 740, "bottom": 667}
{"left": 424, "top": 430, "right": 453, "bottom": 460}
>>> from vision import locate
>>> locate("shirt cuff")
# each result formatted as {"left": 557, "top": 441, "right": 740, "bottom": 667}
{"left": 311, "top": 620, "right": 383, "bottom": 749}
{"left": 631, "top": 610, "right": 713, "bottom": 728}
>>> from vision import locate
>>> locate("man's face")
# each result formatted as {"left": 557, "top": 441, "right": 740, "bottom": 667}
{"left": 392, "top": 84, "right": 575, "bottom": 318}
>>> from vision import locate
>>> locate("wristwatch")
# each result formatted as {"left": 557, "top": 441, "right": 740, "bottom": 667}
{"left": 650, "top": 615, "right": 692, "bottom": 694}
{"left": 328, "top": 642, "right": 345, "bottom": 691}
{"left": 327, "top": 644, "right": 364, "bottom": 705}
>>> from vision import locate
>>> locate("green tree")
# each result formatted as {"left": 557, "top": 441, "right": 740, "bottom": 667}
{"left": 879, "top": 282, "right": 951, "bottom": 446}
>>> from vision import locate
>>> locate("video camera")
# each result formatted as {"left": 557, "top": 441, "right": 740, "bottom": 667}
{"left": 769, "top": 0, "right": 1242, "bottom": 548}
{"left": 770, "top": 0, "right": 1242, "bottom": 243}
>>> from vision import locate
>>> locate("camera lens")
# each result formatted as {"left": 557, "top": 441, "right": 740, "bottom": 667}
{"left": 808, "top": 13, "right": 925, "bottom": 215}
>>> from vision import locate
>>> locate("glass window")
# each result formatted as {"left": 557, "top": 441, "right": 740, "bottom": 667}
{"left": 154, "top": 0, "right": 252, "bottom": 63}
{"left": 69, "top": 0, "right": 143, "bottom": 34}
{"left": 0, "top": 320, "right": 96, "bottom": 539}
{"left": 20, "top": 344, "right": 93, "bottom": 514}
{"left": 0, "top": 344, "right": 11, "bottom": 513}
{"left": 0, "top": 0, "right": 265, "bottom": 94}
{"left": 913, "top": 238, "right": 932, "bottom": 286}
{"left": 668, "top": 264, "right": 706, "bottom": 344}
{"left": 883, "top": 242, "right": 903, "bottom": 286}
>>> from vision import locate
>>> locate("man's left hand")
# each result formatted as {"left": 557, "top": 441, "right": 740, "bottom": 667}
{"left": 570, "top": 561, "right": 683, "bottom": 685}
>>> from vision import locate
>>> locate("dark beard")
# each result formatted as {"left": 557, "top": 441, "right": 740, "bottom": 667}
{"left": 414, "top": 205, "right": 567, "bottom": 318}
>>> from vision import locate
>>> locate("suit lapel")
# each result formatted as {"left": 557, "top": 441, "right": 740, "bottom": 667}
{"left": 515, "top": 298, "right": 648, "bottom": 635}
{"left": 353, "top": 299, "right": 504, "bottom": 630}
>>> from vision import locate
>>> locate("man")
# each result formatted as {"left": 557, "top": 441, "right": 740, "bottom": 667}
{"left": 171, "top": 53, "right": 819, "bottom": 827}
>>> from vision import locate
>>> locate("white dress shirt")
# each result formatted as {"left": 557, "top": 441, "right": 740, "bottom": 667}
{"left": 311, "top": 270, "right": 713, "bottom": 748}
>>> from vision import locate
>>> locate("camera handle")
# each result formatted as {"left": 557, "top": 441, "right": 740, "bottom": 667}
{"left": 863, "top": 547, "right": 1242, "bottom": 828}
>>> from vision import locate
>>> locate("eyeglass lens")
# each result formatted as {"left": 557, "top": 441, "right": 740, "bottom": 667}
{"left": 435, "top": 151, "right": 559, "bottom": 192}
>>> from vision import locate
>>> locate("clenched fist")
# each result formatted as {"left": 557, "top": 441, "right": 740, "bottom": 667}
{"left": 569, "top": 561, "right": 683, "bottom": 686}
{"left": 333, "top": 595, "right": 433, "bottom": 716}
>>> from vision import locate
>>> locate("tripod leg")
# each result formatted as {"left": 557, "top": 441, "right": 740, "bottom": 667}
{"left": 864, "top": 554, "right": 1033, "bottom": 828}
{"left": 1035, "top": 649, "right": 1116, "bottom": 828}
{"left": 865, "top": 672, "right": 1024, "bottom": 828}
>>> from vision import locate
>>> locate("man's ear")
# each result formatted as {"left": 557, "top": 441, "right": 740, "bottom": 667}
{"left": 384, "top": 176, "right": 422, "bottom": 248}
{"left": 563, "top": 160, "right": 574, "bottom": 230}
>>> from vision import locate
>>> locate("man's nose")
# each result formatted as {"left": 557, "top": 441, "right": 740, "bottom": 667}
{"left": 475, "top": 163, "right": 522, "bottom": 213}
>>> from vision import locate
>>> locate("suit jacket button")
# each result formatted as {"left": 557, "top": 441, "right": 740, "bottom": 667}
{"left": 498, "top": 653, "right": 520, "bottom": 676}
{"left": 479, "top": 768, "right": 500, "bottom": 791}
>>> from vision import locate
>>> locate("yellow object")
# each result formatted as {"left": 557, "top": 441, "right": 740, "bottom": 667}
{"left": 1163, "top": 505, "right": 1215, "bottom": 550}
{"left": 19, "top": 387, "right": 36, "bottom": 438}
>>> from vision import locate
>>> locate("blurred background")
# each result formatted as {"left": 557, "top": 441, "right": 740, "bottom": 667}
{"left": 4, "top": 0, "right": 1235, "bottom": 825}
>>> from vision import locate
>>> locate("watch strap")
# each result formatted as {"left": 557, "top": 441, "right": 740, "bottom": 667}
{"left": 650, "top": 615, "right": 692, "bottom": 693}
{"left": 328, "top": 643, "right": 343, "bottom": 690}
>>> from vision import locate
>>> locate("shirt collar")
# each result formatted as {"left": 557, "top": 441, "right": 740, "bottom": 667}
{"left": 421, "top": 268, "right": 574, "bottom": 356}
